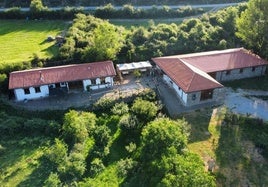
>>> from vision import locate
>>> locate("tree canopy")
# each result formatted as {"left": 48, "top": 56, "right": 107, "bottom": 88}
{"left": 236, "top": 0, "right": 268, "bottom": 58}
{"left": 60, "top": 14, "right": 125, "bottom": 62}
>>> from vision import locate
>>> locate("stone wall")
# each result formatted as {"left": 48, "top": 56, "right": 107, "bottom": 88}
{"left": 215, "top": 65, "right": 266, "bottom": 82}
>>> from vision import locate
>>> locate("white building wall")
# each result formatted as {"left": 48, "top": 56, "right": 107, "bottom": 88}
{"left": 163, "top": 74, "right": 187, "bottom": 105}
{"left": 14, "top": 85, "right": 49, "bottom": 101}
{"left": 83, "top": 77, "right": 114, "bottom": 91}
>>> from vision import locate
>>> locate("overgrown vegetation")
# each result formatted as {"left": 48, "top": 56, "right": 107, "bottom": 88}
{"left": 0, "top": 0, "right": 246, "bottom": 7}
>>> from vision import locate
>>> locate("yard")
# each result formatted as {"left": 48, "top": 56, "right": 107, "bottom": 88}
{"left": 183, "top": 107, "right": 268, "bottom": 186}
{"left": 0, "top": 20, "right": 68, "bottom": 67}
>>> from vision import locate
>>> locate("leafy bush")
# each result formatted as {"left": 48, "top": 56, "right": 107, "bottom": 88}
{"left": 44, "top": 172, "right": 61, "bottom": 187}
{"left": 119, "top": 114, "right": 139, "bottom": 131}
{"left": 93, "top": 125, "right": 111, "bottom": 147}
{"left": 93, "top": 97, "right": 116, "bottom": 113}
{"left": 62, "top": 110, "right": 96, "bottom": 144}
{"left": 89, "top": 158, "right": 105, "bottom": 177}
{"left": 46, "top": 138, "right": 68, "bottom": 166}
{"left": 111, "top": 102, "right": 129, "bottom": 116}
{"left": 131, "top": 98, "right": 159, "bottom": 124}
{"left": 117, "top": 158, "right": 137, "bottom": 178}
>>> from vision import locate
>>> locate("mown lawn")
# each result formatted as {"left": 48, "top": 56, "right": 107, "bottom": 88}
{"left": 109, "top": 18, "right": 183, "bottom": 28}
{"left": 0, "top": 20, "right": 67, "bottom": 66}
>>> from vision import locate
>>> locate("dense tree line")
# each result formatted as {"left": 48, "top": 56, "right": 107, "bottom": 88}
{"left": 0, "top": 0, "right": 246, "bottom": 7}
{"left": 0, "top": 4, "right": 205, "bottom": 20}
{"left": 95, "top": 4, "right": 205, "bottom": 19}
{"left": 61, "top": 5, "right": 246, "bottom": 63}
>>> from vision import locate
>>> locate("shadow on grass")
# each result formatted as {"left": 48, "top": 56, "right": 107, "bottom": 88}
{"left": 180, "top": 108, "right": 214, "bottom": 143}
{"left": 223, "top": 75, "right": 268, "bottom": 91}
{"left": 215, "top": 114, "right": 268, "bottom": 186}
{"left": 17, "top": 156, "right": 55, "bottom": 187}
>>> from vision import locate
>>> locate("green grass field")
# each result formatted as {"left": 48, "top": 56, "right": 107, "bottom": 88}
{"left": 110, "top": 18, "right": 183, "bottom": 28}
{"left": 0, "top": 20, "right": 67, "bottom": 66}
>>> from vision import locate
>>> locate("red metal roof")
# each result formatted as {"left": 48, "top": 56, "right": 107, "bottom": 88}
{"left": 177, "top": 48, "right": 268, "bottom": 73}
{"left": 152, "top": 58, "right": 223, "bottom": 93}
{"left": 9, "top": 61, "right": 116, "bottom": 89}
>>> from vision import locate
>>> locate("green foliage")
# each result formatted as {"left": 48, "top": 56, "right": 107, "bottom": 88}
{"left": 60, "top": 14, "right": 125, "bottom": 62}
{"left": 117, "top": 158, "right": 137, "bottom": 178}
{"left": 157, "top": 153, "right": 216, "bottom": 187}
{"left": 141, "top": 118, "right": 188, "bottom": 161}
{"left": 236, "top": 0, "right": 268, "bottom": 58}
{"left": 133, "top": 69, "right": 141, "bottom": 78}
{"left": 93, "top": 125, "right": 111, "bottom": 148}
{"left": 111, "top": 102, "right": 129, "bottom": 116}
{"left": 131, "top": 98, "right": 158, "bottom": 124}
{"left": 62, "top": 110, "right": 96, "bottom": 144}
{"left": 30, "top": 0, "right": 47, "bottom": 12}
{"left": 93, "top": 97, "right": 116, "bottom": 113}
{"left": 89, "top": 158, "right": 105, "bottom": 177}
{"left": 95, "top": 4, "right": 205, "bottom": 19}
{"left": 119, "top": 114, "right": 139, "bottom": 131}
{"left": 46, "top": 138, "right": 68, "bottom": 166}
{"left": 44, "top": 172, "right": 61, "bottom": 187}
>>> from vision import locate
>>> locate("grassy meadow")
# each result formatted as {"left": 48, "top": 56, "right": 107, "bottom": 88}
{"left": 0, "top": 20, "right": 67, "bottom": 67}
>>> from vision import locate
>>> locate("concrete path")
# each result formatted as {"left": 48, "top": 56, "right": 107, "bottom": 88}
{"left": 224, "top": 88, "right": 268, "bottom": 121}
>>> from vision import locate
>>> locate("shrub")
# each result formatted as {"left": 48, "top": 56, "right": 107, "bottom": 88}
{"left": 117, "top": 158, "right": 137, "bottom": 178}
{"left": 111, "top": 102, "right": 129, "bottom": 116}
{"left": 93, "top": 97, "right": 116, "bottom": 113}
{"left": 131, "top": 98, "right": 159, "bottom": 124}
{"left": 46, "top": 138, "right": 68, "bottom": 166}
{"left": 119, "top": 114, "right": 139, "bottom": 131}
{"left": 44, "top": 172, "right": 61, "bottom": 187}
{"left": 89, "top": 158, "right": 105, "bottom": 177}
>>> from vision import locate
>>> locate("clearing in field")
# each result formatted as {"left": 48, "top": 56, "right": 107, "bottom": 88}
{"left": 0, "top": 20, "right": 67, "bottom": 66}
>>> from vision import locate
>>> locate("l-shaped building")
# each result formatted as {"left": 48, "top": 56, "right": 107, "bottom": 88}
{"left": 152, "top": 48, "right": 268, "bottom": 106}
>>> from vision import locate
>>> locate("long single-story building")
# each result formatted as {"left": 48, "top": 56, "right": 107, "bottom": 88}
{"left": 9, "top": 61, "right": 116, "bottom": 101}
{"left": 152, "top": 48, "right": 268, "bottom": 106}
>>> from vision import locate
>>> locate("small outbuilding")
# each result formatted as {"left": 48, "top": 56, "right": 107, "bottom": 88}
{"left": 9, "top": 61, "right": 116, "bottom": 101}
{"left": 116, "top": 61, "right": 152, "bottom": 75}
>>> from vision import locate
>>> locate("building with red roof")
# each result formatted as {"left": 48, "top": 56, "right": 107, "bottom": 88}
{"left": 152, "top": 48, "right": 267, "bottom": 106}
{"left": 9, "top": 61, "right": 116, "bottom": 101}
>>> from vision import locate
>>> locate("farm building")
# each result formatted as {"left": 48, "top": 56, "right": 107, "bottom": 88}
{"left": 116, "top": 61, "right": 152, "bottom": 75}
{"left": 9, "top": 61, "right": 116, "bottom": 101}
{"left": 152, "top": 48, "right": 268, "bottom": 106}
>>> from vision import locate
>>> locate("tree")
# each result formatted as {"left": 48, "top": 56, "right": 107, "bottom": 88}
{"left": 158, "top": 153, "right": 216, "bottom": 187}
{"left": 236, "top": 0, "right": 268, "bottom": 58}
{"left": 61, "top": 14, "right": 125, "bottom": 62}
{"left": 140, "top": 118, "right": 188, "bottom": 161}
{"left": 131, "top": 98, "right": 158, "bottom": 124}
{"left": 30, "top": 0, "right": 47, "bottom": 12}
{"left": 62, "top": 110, "right": 96, "bottom": 144}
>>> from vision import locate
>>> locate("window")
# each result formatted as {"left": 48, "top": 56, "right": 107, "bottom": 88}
{"left": 91, "top": 79, "right": 96, "bottom": 85}
{"left": 24, "top": 88, "right": 30, "bottom": 95}
{"left": 226, "top": 70, "right": 231, "bottom": 75}
{"left": 252, "top": 67, "right": 256, "bottom": 72}
{"left": 192, "top": 94, "right": 196, "bottom": 101}
{"left": 239, "top": 69, "right": 244, "bottom": 74}
{"left": 34, "top": 87, "right": 41, "bottom": 93}
{"left": 100, "top": 77, "right": 105, "bottom": 84}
